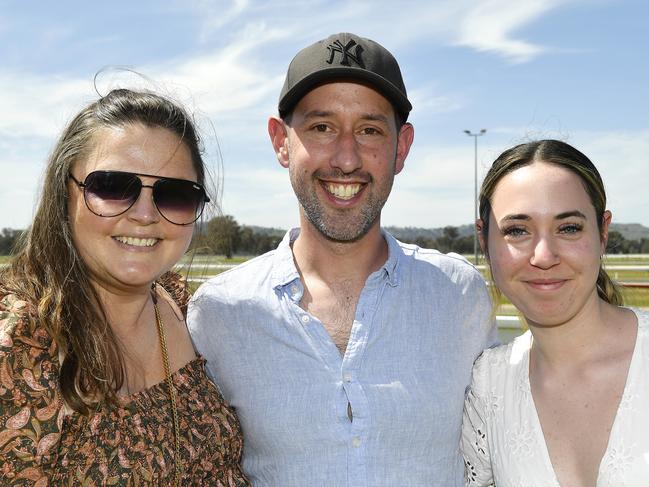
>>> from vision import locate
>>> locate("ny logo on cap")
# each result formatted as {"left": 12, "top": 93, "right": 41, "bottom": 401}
{"left": 326, "top": 39, "right": 365, "bottom": 68}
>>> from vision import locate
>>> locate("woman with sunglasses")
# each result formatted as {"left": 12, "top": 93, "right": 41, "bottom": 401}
{"left": 0, "top": 89, "right": 249, "bottom": 485}
{"left": 461, "top": 140, "right": 649, "bottom": 486}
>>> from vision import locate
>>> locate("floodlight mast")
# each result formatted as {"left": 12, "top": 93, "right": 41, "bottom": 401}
{"left": 463, "top": 129, "right": 487, "bottom": 265}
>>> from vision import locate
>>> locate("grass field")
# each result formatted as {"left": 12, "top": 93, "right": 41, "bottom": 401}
{"left": 2, "top": 252, "right": 648, "bottom": 309}
{"left": 171, "top": 253, "right": 649, "bottom": 310}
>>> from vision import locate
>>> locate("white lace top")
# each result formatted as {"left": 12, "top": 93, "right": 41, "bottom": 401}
{"left": 462, "top": 308, "right": 649, "bottom": 487}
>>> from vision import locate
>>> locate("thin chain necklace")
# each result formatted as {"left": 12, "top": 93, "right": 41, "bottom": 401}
{"left": 152, "top": 287, "right": 182, "bottom": 486}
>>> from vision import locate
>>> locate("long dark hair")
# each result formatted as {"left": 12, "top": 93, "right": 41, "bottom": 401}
{"left": 479, "top": 139, "right": 622, "bottom": 306}
{"left": 1, "top": 89, "right": 207, "bottom": 413}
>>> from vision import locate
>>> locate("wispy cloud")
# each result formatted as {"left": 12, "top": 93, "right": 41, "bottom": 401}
{"left": 578, "top": 129, "right": 649, "bottom": 224}
{"left": 409, "top": 86, "right": 465, "bottom": 116}
{"left": 192, "top": 0, "right": 251, "bottom": 42}
{"left": 1, "top": 0, "right": 646, "bottom": 231}
{"left": 0, "top": 73, "right": 91, "bottom": 138}
{"left": 454, "top": 0, "right": 570, "bottom": 63}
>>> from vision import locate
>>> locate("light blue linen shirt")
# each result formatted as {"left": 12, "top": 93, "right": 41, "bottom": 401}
{"left": 187, "top": 229, "right": 497, "bottom": 487}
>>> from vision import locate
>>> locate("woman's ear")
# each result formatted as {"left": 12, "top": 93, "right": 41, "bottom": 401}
{"left": 600, "top": 210, "right": 612, "bottom": 254}
{"left": 476, "top": 218, "right": 488, "bottom": 258}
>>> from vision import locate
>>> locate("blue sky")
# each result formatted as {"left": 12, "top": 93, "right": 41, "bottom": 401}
{"left": 1, "top": 0, "right": 647, "bottom": 231}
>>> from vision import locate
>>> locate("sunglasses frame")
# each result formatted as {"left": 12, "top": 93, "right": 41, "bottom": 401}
{"left": 68, "top": 170, "right": 210, "bottom": 225}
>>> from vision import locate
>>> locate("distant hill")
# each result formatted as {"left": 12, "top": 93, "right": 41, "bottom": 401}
{"left": 177, "top": 220, "right": 649, "bottom": 242}
{"left": 609, "top": 223, "right": 649, "bottom": 241}
{"left": 384, "top": 223, "right": 649, "bottom": 242}
{"left": 384, "top": 225, "right": 474, "bottom": 241}
{"left": 202, "top": 220, "right": 649, "bottom": 241}
{"left": 243, "top": 225, "right": 286, "bottom": 238}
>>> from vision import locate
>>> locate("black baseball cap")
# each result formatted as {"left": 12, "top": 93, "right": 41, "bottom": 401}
{"left": 278, "top": 32, "right": 412, "bottom": 122}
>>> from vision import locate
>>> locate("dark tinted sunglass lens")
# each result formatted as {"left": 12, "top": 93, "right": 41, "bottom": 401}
{"left": 84, "top": 171, "right": 141, "bottom": 217}
{"left": 153, "top": 179, "right": 205, "bottom": 224}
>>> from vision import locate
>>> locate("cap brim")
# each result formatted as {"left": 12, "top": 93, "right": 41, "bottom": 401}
{"left": 279, "top": 67, "right": 412, "bottom": 121}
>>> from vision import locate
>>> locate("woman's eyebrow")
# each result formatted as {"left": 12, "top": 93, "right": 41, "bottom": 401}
{"left": 500, "top": 213, "right": 530, "bottom": 222}
{"left": 555, "top": 210, "right": 587, "bottom": 220}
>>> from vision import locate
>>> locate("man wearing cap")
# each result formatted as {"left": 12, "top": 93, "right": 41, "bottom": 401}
{"left": 188, "top": 32, "right": 497, "bottom": 486}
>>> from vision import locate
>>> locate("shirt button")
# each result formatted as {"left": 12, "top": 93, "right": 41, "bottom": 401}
{"left": 343, "top": 373, "right": 352, "bottom": 383}
{"left": 290, "top": 285, "right": 298, "bottom": 295}
{"left": 352, "top": 437, "right": 361, "bottom": 448}
{"left": 301, "top": 315, "right": 310, "bottom": 323}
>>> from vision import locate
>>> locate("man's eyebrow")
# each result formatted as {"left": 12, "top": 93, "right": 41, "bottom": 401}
{"left": 303, "top": 110, "right": 333, "bottom": 119}
{"left": 360, "top": 113, "right": 390, "bottom": 123}
{"left": 301, "top": 110, "right": 390, "bottom": 123}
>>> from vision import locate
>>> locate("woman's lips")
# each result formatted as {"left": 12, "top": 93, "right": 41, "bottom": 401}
{"left": 523, "top": 279, "right": 567, "bottom": 291}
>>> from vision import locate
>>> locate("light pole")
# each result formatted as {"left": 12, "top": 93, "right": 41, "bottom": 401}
{"left": 463, "top": 129, "right": 487, "bottom": 265}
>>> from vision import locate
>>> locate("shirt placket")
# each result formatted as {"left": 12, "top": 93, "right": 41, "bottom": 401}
{"left": 342, "top": 272, "right": 385, "bottom": 487}
{"left": 283, "top": 272, "right": 386, "bottom": 487}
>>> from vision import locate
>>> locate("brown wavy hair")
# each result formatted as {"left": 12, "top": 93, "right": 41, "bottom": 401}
{"left": 0, "top": 89, "right": 207, "bottom": 413}
{"left": 478, "top": 139, "right": 622, "bottom": 306}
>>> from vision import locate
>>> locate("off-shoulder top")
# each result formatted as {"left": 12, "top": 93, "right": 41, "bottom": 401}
{"left": 0, "top": 274, "right": 249, "bottom": 486}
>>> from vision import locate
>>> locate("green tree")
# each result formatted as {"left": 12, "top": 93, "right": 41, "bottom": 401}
{"left": 606, "top": 231, "right": 627, "bottom": 254}
{"left": 206, "top": 215, "right": 241, "bottom": 258}
{"left": 0, "top": 228, "right": 23, "bottom": 255}
{"left": 435, "top": 226, "right": 459, "bottom": 253}
{"left": 641, "top": 238, "right": 649, "bottom": 254}
{"left": 238, "top": 226, "right": 256, "bottom": 254}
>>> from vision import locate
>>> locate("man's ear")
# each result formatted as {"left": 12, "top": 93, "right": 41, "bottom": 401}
{"left": 268, "top": 116, "right": 290, "bottom": 168}
{"left": 394, "top": 122, "right": 414, "bottom": 175}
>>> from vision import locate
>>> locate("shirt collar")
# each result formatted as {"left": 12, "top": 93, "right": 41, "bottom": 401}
{"left": 269, "top": 227, "right": 401, "bottom": 289}
{"left": 380, "top": 229, "right": 400, "bottom": 287}
{"left": 270, "top": 228, "right": 302, "bottom": 290}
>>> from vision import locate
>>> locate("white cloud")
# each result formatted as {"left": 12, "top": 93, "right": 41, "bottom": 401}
{"left": 379, "top": 127, "right": 649, "bottom": 229}
{"left": 218, "top": 166, "right": 298, "bottom": 228}
{"left": 576, "top": 130, "right": 649, "bottom": 224}
{"left": 193, "top": 0, "right": 251, "bottom": 42}
{"left": 409, "top": 86, "right": 465, "bottom": 115}
{"left": 382, "top": 144, "right": 489, "bottom": 228}
{"left": 0, "top": 0, "right": 645, "bottom": 232}
{"left": 455, "top": 0, "right": 570, "bottom": 63}
{"left": 0, "top": 73, "right": 91, "bottom": 138}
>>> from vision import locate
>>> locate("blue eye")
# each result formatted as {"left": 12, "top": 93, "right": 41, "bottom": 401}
{"left": 560, "top": 223, "right": 583, "bottom": 234}
{"left": 502, "top": 226, "right": 527, "bottom": 237}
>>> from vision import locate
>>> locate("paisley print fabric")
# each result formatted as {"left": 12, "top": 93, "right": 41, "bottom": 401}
{"left": 0, "top": 274, "right": 249, "bottom": 486}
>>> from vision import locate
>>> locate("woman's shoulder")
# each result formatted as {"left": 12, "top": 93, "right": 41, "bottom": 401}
{"left": 1, "top": 291, "right": 53, "bottom": 353}
{"left": 0, "top": 292, "right": 63, "bottom": 483}
{"left": 1, "top": 291, "right": 59, "bottom": 399}
{"left": 471, "top": 331, "right": 531, "bottom": 390}
{"left": 157, "top": 271, "right": 192, "bottom": 317}
{"left": 632, "top": 307, "right": 649, "bottom": 329}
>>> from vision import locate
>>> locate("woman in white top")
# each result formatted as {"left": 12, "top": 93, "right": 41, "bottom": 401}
{"left": 462, "top": 139, "right": 649, "bottom": 487}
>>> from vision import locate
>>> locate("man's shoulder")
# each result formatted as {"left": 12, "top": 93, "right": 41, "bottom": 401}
{"left": 195, "top": 249, "right": 279, "bottom": 297}
{"left": 389, "top": 235, "right": 483, "bottom": 282}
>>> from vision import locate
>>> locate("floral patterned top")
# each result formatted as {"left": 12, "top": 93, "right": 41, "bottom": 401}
{"left": 461, "top": 308, "right": 649, "bottom": 487}
{"left": 0, "top": 277, "right": 250, "bottom": 486}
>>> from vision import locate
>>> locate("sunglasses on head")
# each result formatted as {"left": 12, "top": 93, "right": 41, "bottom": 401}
{"left": 69, "top": 170, "right": 210, "bottom": 225}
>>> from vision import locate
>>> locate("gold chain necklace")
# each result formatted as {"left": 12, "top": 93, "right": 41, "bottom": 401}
{"left": 152, "top": 288, "right": 182, "bottom": 486}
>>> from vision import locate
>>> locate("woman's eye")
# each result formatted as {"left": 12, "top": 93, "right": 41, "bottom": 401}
{"left": 313, "top": 124, "right": 329, "bottom": 132}
{"left": 502, "top": 226, "right": 527, "bottom": 237}
{"left": 560, "top": 223, "right": 583, "bottom": 234}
